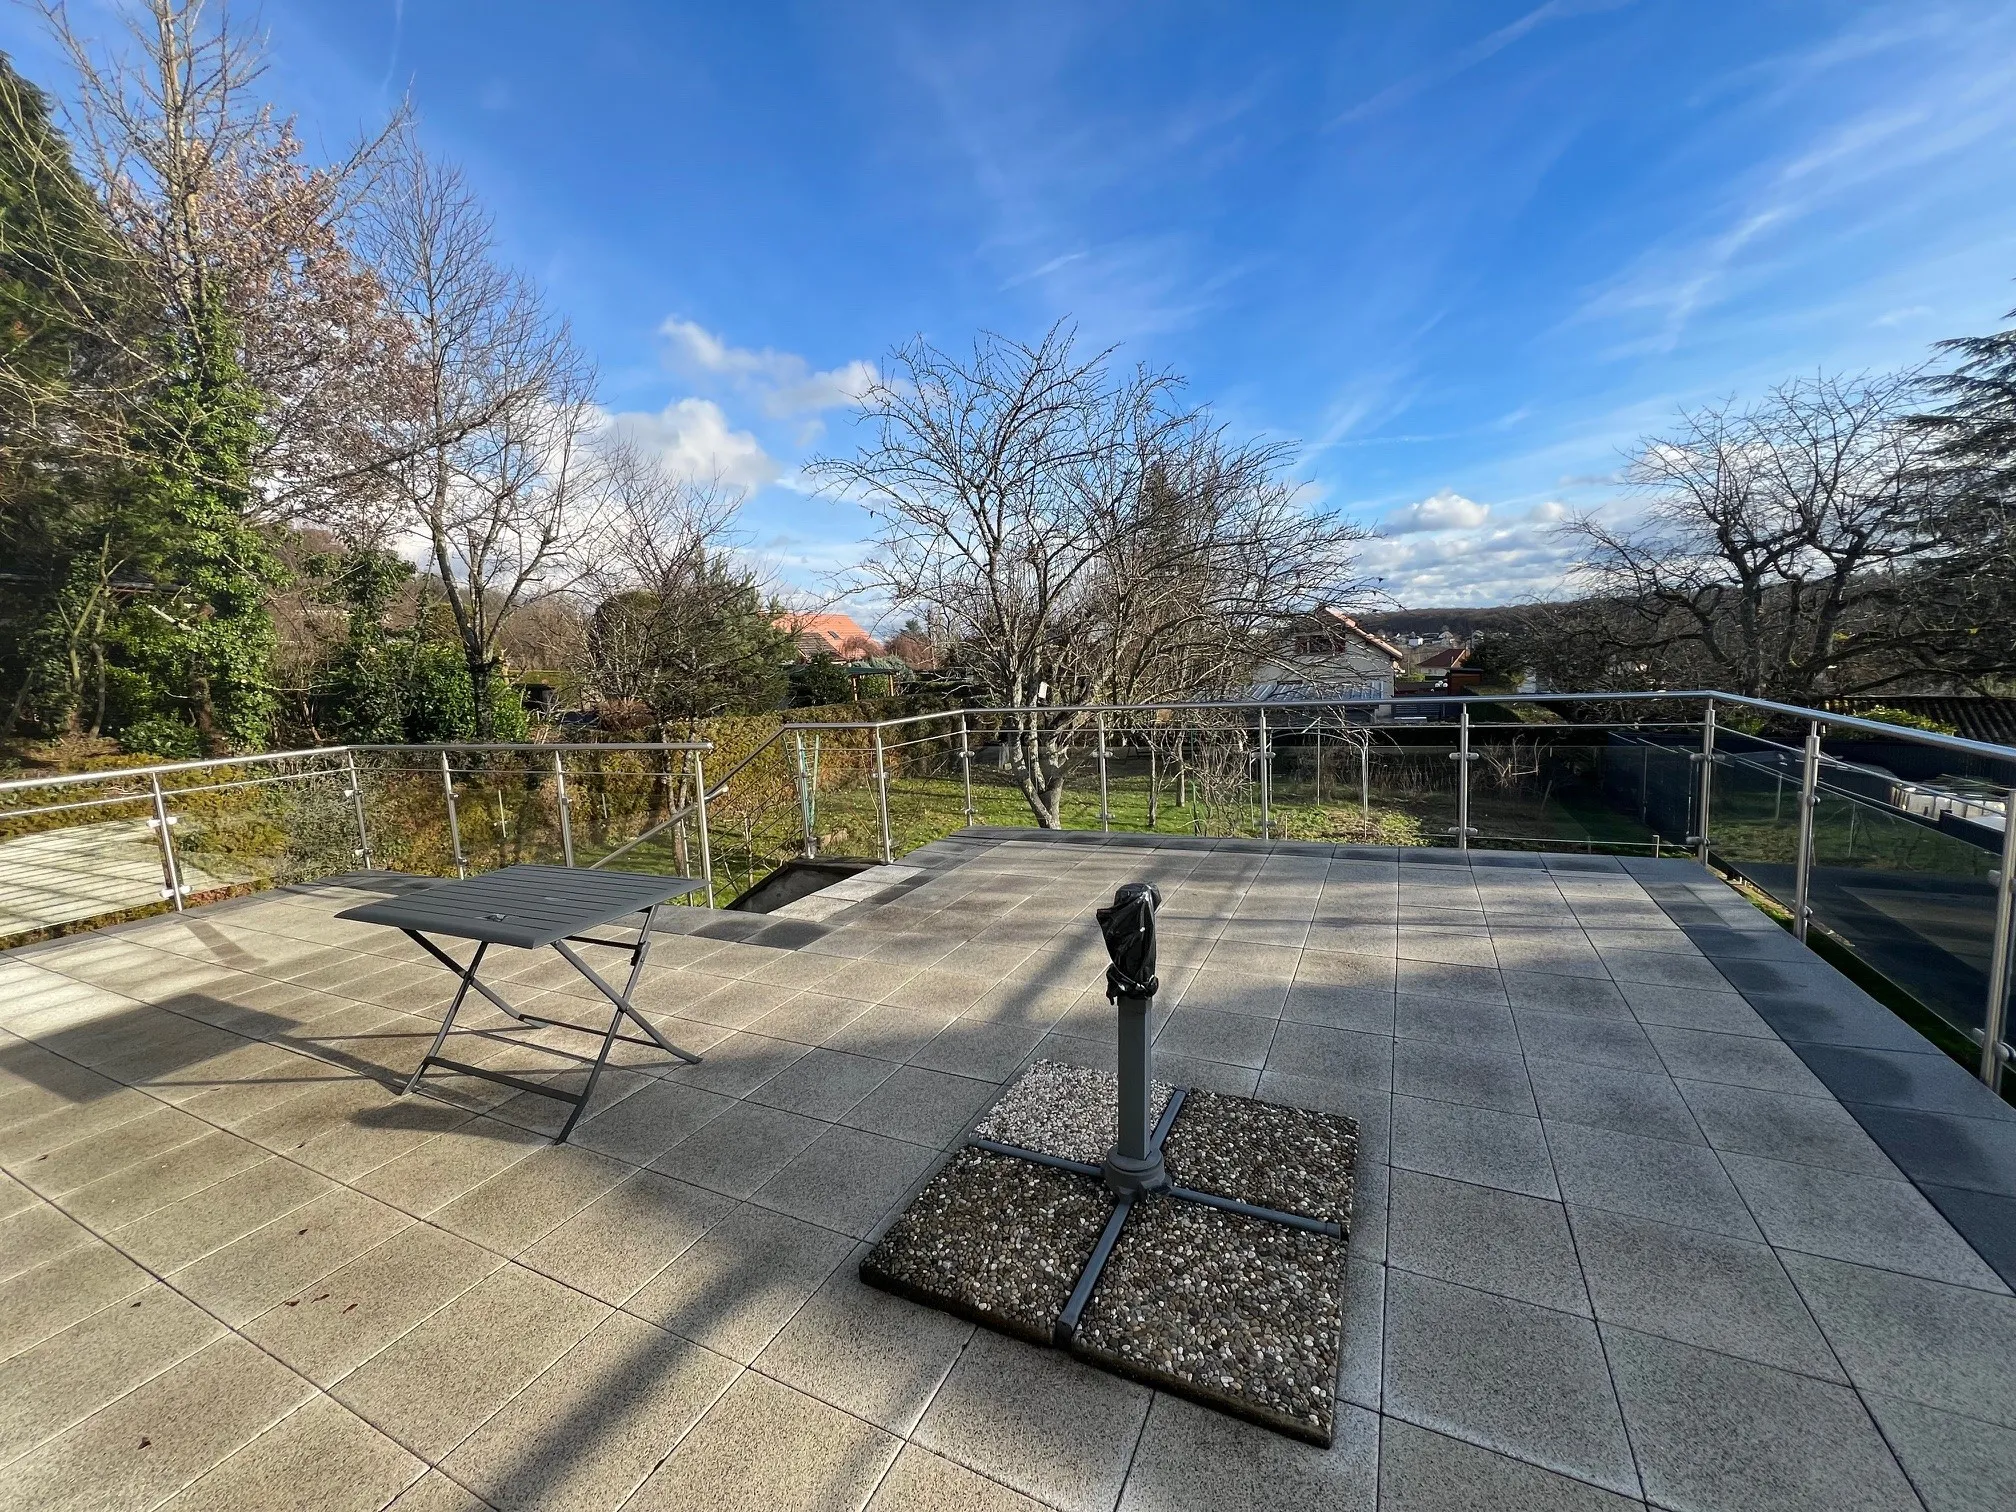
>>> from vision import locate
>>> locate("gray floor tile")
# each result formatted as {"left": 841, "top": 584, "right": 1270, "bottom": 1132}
{"left": 1500, "top": 971, "right": 1631, "bottom": 1018}
{"left": 0, "top": 1336, "right": 315, "bottom": 1512}
{"left": 756, "top": 1246, "right": 972, "bottom": 1434}
{"left": 1644, "top": 1025, "right": 1825, "bottom": 1095}
{"left": 625, "top": 1371, "right": 900, "bottom": 1512}
{"left": 170, "top": 1187, "right": 415, "bottom": 1327}
{"left": 1383, "top": 1270, "right": 1637, "bottom": 1496}
{"left": 330, "top": 1262, "right": 608, "bottom": 1462}
{"left": 1337, "top": 1257, "right": 1384, "bottom": 1410}
{"left": 1721, "top": 1151, "right": 2005, "bottom": 1287}
{"left": 1265, "top": 1022, "right": 1393, "bottom": 1091}
{"left": 242, "top": 1221, "right": 501, "bottom": 1386}
{"left": 915, "top": 1329, "right": 1151, "bottom": 1512}
{"left": 1116, "top": 1394, "right": 1377, "bottom": 1511}
{"left": 909, "top": 1019, "right": 1048, "bottom": 1081}
{"left": 749, "top": 1125, "right": 938, "bottom": 1238}
{"left": 651, "top": 1100, "right": 827, "bottom": 1199}
{"left": 428, "top": 1144, "right": 630, "bottom": 1256}
{"left": 155, "top": 1394, "right": 424, "bottom": 1512}
{"left": 519, "top": 1169, "right": 737, "bottom": 1305}
{"left": 1294, "top": 948, "right": 1397, "bottom": 989}
{"left": 867, "top": 1445, "right": 1048, "bottom": 1511}
{"left": 1154, "top": 1006, "right": 1277, "bottom": 1069}
{"left": 840, "top": 1064, "right": 996, "bottom": 1148}
{"left": 1527, "top": 1058, "right": 1703, "bottom": 1146}
{"left": 744, "top": 1047, "right": 899, "bottom": 1122}
{"left": 1377, "top": 1417, "right": 1645, "bottom": 1511}
{"left": 1393, "top": 994, "right": 1521, "bottom": 1054}
{"left": 1675, "top": 1079, "right": 1896, "bottom": 1175}
{"left": 1281, "top": 984, "right": 1395, "bottom": 1034}
{"left": 1392, "top": 1095, "right": 1558, "bottom": 1199}
{"left": 1594, "top": 948, "right": 1730, "bottom": 989}
{"left": 625, "top": 1204, "right": 854, "bottom": 1363}
{"left": 821, "top": 1002, "right": 958, "bottom": 1064}
{"left": 1618, "top": 982, "right": 1772, "bottom": 1036}
{"left": 1604, "top": 1325, "right": 1918, "bottom": 1512}
{"left": 1201, "top": 939, "right": 1301, "bottom": 978}
{"left": 1546, "top": 1121, "right": 1759, "bottom": 1239}
{"left": 1389, "top": 1169, "right": 1588, "bottom": 1313}
{"left": 0, "top": 1283, "right": 222, "bottom": 1466}
{"left": 1568, "top": 1205, "right": 1841, "bottom": 1378}
{"left": 662, "top": 1029, "right": 811, "bottom": 1098}
{"left": 1395, "top": 959, "right": 1505, "bottom": 1002}
{"left": 569, "top": 1079, "right": 735, "bottom": 1166}
{"left": 1514, "top": 1011, "right": 1664, "bottom": 1075}
{"left": 1782, "top": 1251, "right": 2016, "bottom": 1427}
{"left": 1176, "top": 967, "right": 1293, "bottom": 1018}
{"left": 1864, "top": 1391, "right": 2016, "bottom": 1512}
{"left": 1393, "top": 1040, "right": 1535, "bottom": 1115}
{"left": 440, "top": 1312, "right": 738, "bottom": 1512}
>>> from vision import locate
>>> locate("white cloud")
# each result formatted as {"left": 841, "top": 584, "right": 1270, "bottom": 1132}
{"left": 659, "top": 318, "right": 875, "bottom": 418}
{"left": 1357, "top": 497, "right": 1583, "bottom": 605}
{"left": 1381, "top": 489, "right": 1491, "bottom": 534}
{"left": 603, "top": 398, "right": 781, "bottom": 490}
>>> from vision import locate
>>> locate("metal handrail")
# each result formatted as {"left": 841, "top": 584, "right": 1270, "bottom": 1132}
{"left": 0, "top": 739, "right": 711, "bottom": 799}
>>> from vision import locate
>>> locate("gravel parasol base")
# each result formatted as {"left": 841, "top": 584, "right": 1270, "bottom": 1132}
{"left": 861, "top": 1062, "right": 1360, "bottom": 1445}
{"left": 1076, "top": 1194, "right": 1349, "bottom": 1444}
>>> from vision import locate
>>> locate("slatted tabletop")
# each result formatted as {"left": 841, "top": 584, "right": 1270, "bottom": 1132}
{"left": 335, "top": 864, "right": 705, "bottom": 949}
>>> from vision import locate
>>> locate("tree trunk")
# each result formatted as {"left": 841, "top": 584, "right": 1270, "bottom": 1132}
{"left": 468, "top": 653, "right": 493, "bottom": 740}
{"left": 191, "top": 669, "right": 224, "bottom": 756}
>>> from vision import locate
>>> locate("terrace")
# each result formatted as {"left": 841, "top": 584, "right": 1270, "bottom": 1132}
{"left": 2, "top": 694, "right": 2015, "bottom": 1511}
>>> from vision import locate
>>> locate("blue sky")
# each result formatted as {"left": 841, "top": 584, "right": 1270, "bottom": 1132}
{"left": 8, "top": 1, "right": 2016, "bottom": 619}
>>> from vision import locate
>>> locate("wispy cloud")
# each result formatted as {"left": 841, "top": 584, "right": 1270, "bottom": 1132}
{"left": 1331, "top": 0, "right": 1633, "bottom": 127}
{"left": 1575, "top": 10, "right": 2016, "bottom": 355}
{"left": 660, "top": 318, "right": 876, "bottom": 418}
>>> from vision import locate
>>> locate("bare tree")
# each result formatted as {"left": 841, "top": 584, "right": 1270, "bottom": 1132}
{"left": 580, "top": 440, "right": 789, "bottom": 735}
{"left": 1558, "top": 371, "right": 1983, "bottom": 701}
{"left": 361, "top": 132, "right": 596, "bottom": 737}
{"left": 812, "top": 324, "right": 1370, "bottom": 826}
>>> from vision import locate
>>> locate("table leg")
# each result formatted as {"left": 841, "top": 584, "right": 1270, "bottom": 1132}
{"left": 403, "top": 930, "right": 527, "bottom": 1023}
{"left": 405, "top": 939, "right": 489, "bottom": 1095}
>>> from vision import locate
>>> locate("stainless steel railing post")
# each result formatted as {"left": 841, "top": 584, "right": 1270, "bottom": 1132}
{"left": 871, "top": 725, "right": 893, "bottom": 863}
{"left": 1097, "top": 712, "right": 1111, "bottom": 833}
{"left": 1693, "top": 699, "right": 1717, "bottom": 865}
{"left": 147, "top": 773, "right": 185, "bottom": 911}
{"left": 552, "top": 751, "right": 575, "bottom": 867}
{"left": 1452, "top": 703, "right": 1474, "bottom": 851}
{"left": 793, "top": 732, "right": 818, "bottom": 857}
{"left": 958, "top": 715, "right": 976, "bottom": 828}
{"left": 341, "top": 750, "right": 373, "bottom": 868}
{"left": 1980, "top": 787, "right": 2016, "bottom": 1090}
{"left": 440, "top": 751, "right": 467, "bottom": 878}
{"left": 1792, "top": 720, "right": 1821, "bottom": 942}
{"left": 690, "top": 746, "right": 715, "bottom": 906}
{"left": 1258, "top": 708, "right": 1271, "bottom": 839}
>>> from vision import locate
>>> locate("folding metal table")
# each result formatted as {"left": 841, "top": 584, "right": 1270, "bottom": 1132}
{"left": 337, "top": 864, "right": 707, "bottom": 1140}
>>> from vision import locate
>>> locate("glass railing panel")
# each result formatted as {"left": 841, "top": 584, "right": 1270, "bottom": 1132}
{"left": 157, "top": 755, "right": 361, "bottom": 899}
{"left": 1705, "top": 744, "right": 1806, "bottom": 907}
{"left": 0, "top": 778, "right": 180, "bottom": 941}
{"left": 1805, "top": 786, "right": 2001, "bottom": 1044}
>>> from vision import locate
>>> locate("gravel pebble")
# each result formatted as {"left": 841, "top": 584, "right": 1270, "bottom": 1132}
{"left": 1161, "top": 1088, "right": 1359, "bottom": 1227}
{"left": 1075, "top": 1195, "right": 1349, "bottom": 1446}
{"left": 859, "top": 1146, "right": 1115, "bottom": 1342}
{"left": 972, "top": 1060, "right": 1174, "bottom": 1166}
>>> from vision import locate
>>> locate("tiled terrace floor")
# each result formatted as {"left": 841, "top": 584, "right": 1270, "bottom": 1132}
{"left": 2, "top": 831, "right": 2014, "bottom": 1511}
